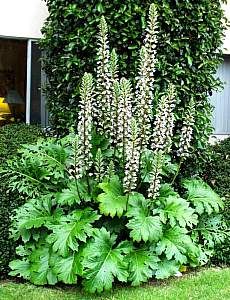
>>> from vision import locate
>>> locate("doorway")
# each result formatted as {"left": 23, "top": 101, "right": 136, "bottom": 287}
{"left": 0, "top": 37, "right": 47, "bottom": 127}
{"left": 0, "top": 38, "right": 27, "bottom": 125}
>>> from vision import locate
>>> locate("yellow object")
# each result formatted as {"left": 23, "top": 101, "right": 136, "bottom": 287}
{"left": 179, "top": 265, "right": 188, "bottom": 273}
{"left": 0, "top": 97, "right": 11, "bottom": 114}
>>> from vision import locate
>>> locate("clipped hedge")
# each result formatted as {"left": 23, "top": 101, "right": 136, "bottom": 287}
{"left": 41, "top": 0, "right": 226, "bottom": 161}
{"left": 0, "top": 123, "right": 43, "bottom": 278}
{"left": 202, "top": 137, "right": 230, "bottom": 265}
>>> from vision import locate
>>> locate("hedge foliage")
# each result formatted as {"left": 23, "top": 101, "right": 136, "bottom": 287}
{"left": 202, "top": 138, "right": 230, "bottom": 265}
{"left": 0, "top": 124, "right": 43, "bottom": 278}
{"left": 41, "top": 0, "right": 226, "bottom": 159}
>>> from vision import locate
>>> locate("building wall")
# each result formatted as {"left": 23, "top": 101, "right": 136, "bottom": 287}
{"left": 211, "top": 56, "right": 230, "bottom": 134}
{"left": 0, "top": 0, "right": 48, "bottom": 39}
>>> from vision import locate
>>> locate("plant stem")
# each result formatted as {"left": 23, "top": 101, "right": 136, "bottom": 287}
{"left": 75, "top": 180, "right": 82, "bottom": 202}
{"left": 86, "top": 174, "right": 91, "bottom": 195}
{"left": 171, "top": 158, "right": 183, "bottom": 185}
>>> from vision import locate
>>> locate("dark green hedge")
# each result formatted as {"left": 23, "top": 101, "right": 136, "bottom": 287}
{"left": 0, "top": 123, "right": 43, "bottom": 278}
{"left": 202, "top": 137, "right": 230, "bottom": 265}
{"left": 41, "top": 0, "right": 226, "bottom": 160}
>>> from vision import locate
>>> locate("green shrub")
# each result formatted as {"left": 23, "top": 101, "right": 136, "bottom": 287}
{"left": 6, "top": 12, "right": 227, "bottom": 292}
{"left": 0, "top": 124, "right": 43, "bottom": 165}
{"left": 202, "top": 137, "right": 230, "bottom": 265}
{"left": 0, "top": 123, "right": 43, "bottom": 278}
{"left": 5, "top": 136, "right": 226, "bottom": 293}
{"left": 41, "top": 0, "right": 226, "bottom": 164}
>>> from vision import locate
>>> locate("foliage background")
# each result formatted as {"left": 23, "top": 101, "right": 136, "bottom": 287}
{"left": 202, "top": 138, "right": 230, "bottom": 265}
{"left": 0, "top": 124, "right": 43, "bottom": 278}
{"left": 41, "top": 0, "right": 226, "bottom": 160}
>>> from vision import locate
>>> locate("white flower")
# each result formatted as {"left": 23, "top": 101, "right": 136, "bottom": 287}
{"left": 148, "top": 150, "right": 164, "bottom": 199}
{"left": 94, "top": 148, "right": 105, "bottom": 182}
{"left": 135, "top": 46, "right": 153, "bottom": 149}
{"left": 76, "top": 72, "right": 94, "bottom": 178}
{"left": 177, "top": 98, "right": 195, "bottom": 158}
{"left": 110, "top": 80, "right": 120, "bottom": 145}
{"left": 151, "top": 84, "right": 176, "bottom": 153}
{"left": 95, "top": 16, "right": 112, "bottom": 138}
{"left": 116, "top": 78, "right": 133, "bottom": 160}
{"left": 123, "top": 118, "right": 141, "bottom": 193}
{"left": 110, "top": 48, "right": 119, "bottom": 82}
{"left": 134, "top": 4, "right": 158, "bottom": 151}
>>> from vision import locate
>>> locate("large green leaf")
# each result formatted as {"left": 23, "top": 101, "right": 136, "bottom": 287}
{"left": 11, "top": 196, "right": 62, "bottom": 242}
{"left": 30, "top": 246, "right": 58, "bottom": 285}
{"left": 54, "top": 252, "right": 83, "bottom": 284}
{"left": 4, "top": 150, "right": 51, "bottom": 193}
{"left": 97, "top": 176, "right": 127, "bottom": 217}
{"left": 153, "top": 195, "right": 198, "bottom": 228}
{"left": 82, "top": 228, "right": 129, "bottom": 293}
{"left": 126, "top": 193, "right": 163, "bottom": 242}
{"left": 9, "top": 259, "right": 31, "bottom": 279}
{"left": 42, "top": 142, "right": 69, "bottom": 166}
{"left": 9, "top": 139, "right": 69, "bottom": 194}
{"left": 156, "top": 227, "right": 199, "bottom": 264}
{"left": 126, "top": 246, "right": 159, "bottom": 286}
{"left": 155, "top": 260, "right": 180, "bottom": 279}
{"left": 158, "top": 183, "right": 179, "bottom": 199}
{"left": 140, "top": 151, "right": 177, "bottom": 183}
{"left": 161, "top": 155, "right": 178, "bottom": 177}
{"left": 47, "top": 208, "right": 100, "bottom": 256}
{"left": 192, "top": 214, "right": 228, "bottom": 249}
{"left": 183, "top": 179, "right": 224, "bottom": 215}
{"left": 15, "top": 197, "right": 52, "bottom": 229}
{"left": 56, "top": 180, "right": 91, "bottom": 206}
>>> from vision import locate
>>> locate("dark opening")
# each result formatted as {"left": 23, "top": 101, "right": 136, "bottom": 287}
{"left": 0, "top": 38, "right": 27, "bottom": 126}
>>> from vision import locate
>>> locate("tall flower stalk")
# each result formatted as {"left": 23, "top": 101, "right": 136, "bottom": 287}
{"left": 76, "top": 73, "right": 94, "bottom": 179}
{"left": 117, "top": 78, "right": 133, "bottom": 165}
{"left": 95, "top": 16, "right": 112, "bottom": 137}
{"left": 74, "top": 10, "right": 181, "bottom": 201}
{"left": 135, "top": 46, "right": 153, "bottom": 150}
{"left": 171, "top": 98, "right": 196, "bottom": 184}
{"left": 144, "top": 3, "right": 158, "bottom": 96}
{"left": 110, "top": 48, "right": 119, "bottom": 82}
{"left": 148, "top": 84, "right": 176, "bottom": 200}
{"left": 94, "top": 148, "right": 105, "bottom": 182}
{"left": 177, "top": 98, "right": 195, "bottom": 158}
{"left": 147, "top": 150, "right": 164, "bottom": 199}
{"left": 151, "top": 84, "right": 176, "bottom": 153}
{"left": 110, "top": 82, "right": 120, "bottom": 148}
{"left": 123, "top": 119, "right": 140, "bottom": 193}
{"left": 134, "top": 3, "right": 158, "bottom": 151}
{"left": 69, "top": 135, "right": 81, "bottom": 179}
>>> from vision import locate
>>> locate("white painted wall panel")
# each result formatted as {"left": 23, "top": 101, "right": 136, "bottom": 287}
{"left": 0, "top": 0, "right": 48, "bottom": 39}
{"left": 211, "top": 57, "right": 230, "bottom": 134}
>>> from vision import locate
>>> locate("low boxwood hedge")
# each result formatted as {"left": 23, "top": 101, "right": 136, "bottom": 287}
{"left": 0, "top": 123, "right": 43, "bottom": 278}
{"left": 203, "top": 137, "right": 230, "bottom": 265}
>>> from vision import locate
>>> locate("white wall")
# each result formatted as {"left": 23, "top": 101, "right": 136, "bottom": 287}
{"left": 0, "top": 0, "right": 48, "bottom": 39}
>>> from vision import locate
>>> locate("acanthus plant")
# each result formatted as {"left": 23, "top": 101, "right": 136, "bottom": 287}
{"left": 4, "top": 4, "right": 227, "bottom": 294}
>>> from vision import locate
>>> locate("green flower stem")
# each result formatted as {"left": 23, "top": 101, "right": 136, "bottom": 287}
{"left": 171, "top": 158, "right": 184, "bottom": 185}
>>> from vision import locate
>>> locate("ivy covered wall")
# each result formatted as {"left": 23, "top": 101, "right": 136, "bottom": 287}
{"left": 40, "top": 0, "right": 226, "bottom": 157}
